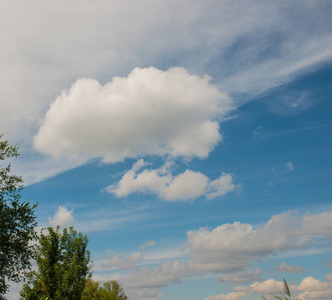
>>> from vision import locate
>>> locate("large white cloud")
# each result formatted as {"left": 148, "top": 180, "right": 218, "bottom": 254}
{"left": 34, "top": 67, "right": 232, "bottom": 162}
{"left": 187, "top": 211, "right": 332, "bottom": 273}
{"left": 2, "top": 1, "right": 332, "bottom": 185}
{"left": 106, "top": 159, "right": 236, "bottom": 201}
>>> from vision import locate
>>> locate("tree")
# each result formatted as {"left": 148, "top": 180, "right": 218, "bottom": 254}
{"left": 82, "top": 279, "right": 128, "bottom": 300}
{"left": 0, "top": 134, "right": 37, "bottom": 298}
{"left": 20, "top": 226, "right": 91, "bottom": 300}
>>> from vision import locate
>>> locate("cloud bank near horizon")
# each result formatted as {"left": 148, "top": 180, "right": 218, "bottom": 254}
{"left": 48, "top": 206, "right": 332, "bottom": 299}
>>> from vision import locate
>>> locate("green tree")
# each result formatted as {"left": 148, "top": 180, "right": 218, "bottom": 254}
{"left": 20, "top": 226, "right": 91, "bottom": 300}
{"left": 82, "top": 279, "right": 128, "bottom": 300}
{"left": 0, "top": 134, "right": 37, "bottom": 298}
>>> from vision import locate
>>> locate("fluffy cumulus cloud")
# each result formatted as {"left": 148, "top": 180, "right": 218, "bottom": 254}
{"left": 106, "top": 159, "right": 235, "bottom": 201}
{"left": 101, "top": 251, "right": 143, "bottom": 270}
{"left": 187, "top": 211, "right": 332, "bottom": 273}
{"left": 275, "top": 262, "right": 305, "bottom": 273}
{"left": 296, "top": 276, "right": 332, "bottom": 300}
{"left": 206, "top": 279, "right": 285, "bottom": 300}
{"left": 48, "top": 206, "right": 74, "bottom": 227}
{"left": 233, "top": 279, "right": 285, "bottom": 295}
{"left": 124, "top": 260, "right": 190, "bottom": 288}
{"left": 187, "top": 212, "right": 305, "bottom": 273}
{"left": 34, "top": 67, "right": 232, "bottom": 163}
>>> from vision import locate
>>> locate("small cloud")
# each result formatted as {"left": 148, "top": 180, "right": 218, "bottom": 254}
{"left": 101, "top": 251, "right": 143, "bottom": 270}
{"left": 325, "top": 274, "right": 332, "bottom": 282}
{"left": 252, "top": 126, "right": 263, "bottom": 136}
{"left": 219, "top": 268, "right": 263, "bottom": 284}
{"left": 268, "top": 92, "right": 314, "bottom": 116}
{"left": 48, "top": 206, "right": 74, "bottom": 227}
{"left": 286, "top": 162, "right": 294, "bottom": 171}
{"left": 139, "top": 240, "right": 156, "bottom": 250}
{"left": 106, "top": 160, "right": 236, "bottom": 201}
{"left": 123, "top": 260, "right": 190, "bottom": 288}
{"left": 275, "top": 262, "right": 305, "bottom": 273}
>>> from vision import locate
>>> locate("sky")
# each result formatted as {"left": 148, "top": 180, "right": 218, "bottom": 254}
{"left": 1, "top": 1, "right": 332, "bottom": 299}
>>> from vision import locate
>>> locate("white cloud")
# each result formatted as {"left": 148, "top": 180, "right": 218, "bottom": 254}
{"left": 286, "top": 162, "right": 294, "bottom": 171}
{"left": 48, "top": 206, "right": 74, "bottom": 227}
{"left": 296, "top": 276, "right": 332, "bottom": 300}
{"left": 187, "top": 211, "right": 332, "bottom": 273}
{"left": 233, "top": 279, "right": 284, "bottom": 295}
{"left": 325, "top": 274, "right": 332, "bottom": 282}
{"left": 275, "top": 262, "right": 305, "bottom": 273}
{"left": 187, "top": 212, "right": 307, "bottom": 273}
{"left": 34, "top": 67, "right": 232, "bottom": 163}
{"left": 219, "top": 269, "right": 263, "bottom": 285}
{"left": 205, "top": 292, "right": 246, "bottom": 300}
{"left": 101, "top": 251, "right": 143, "bottom": 270}
{"left": 124, "top": 260, "right": 190, "bottom": 288}
{"left": 206, "top": 279, "right": 286, "bottom": 300}
{"left": 300, "top": 212, "right": 332, "bottom": 236}
{"left": 139, "top": 240, "right": 156, "bottom": 250}
{"left": 1, "top": 1, "right": 331, "bottom": 184}
{"left": 106, "top": 160, "right": 235, "bottom": 201}
{"left": 208, "top": 276, "right": 332, "bottom": 300}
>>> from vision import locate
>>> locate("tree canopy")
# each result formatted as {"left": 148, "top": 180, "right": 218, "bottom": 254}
{"left": 20, "top": 226, "right": 91, "bottom": 300}
{"left": 82, "top": 279, "right": 128, "bottom": 300}
{"left": 0, "top": 134, "right": 37, "bottom": 298}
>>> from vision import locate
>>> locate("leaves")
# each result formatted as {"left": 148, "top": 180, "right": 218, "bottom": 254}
{"left": 82, "top": 279, "right": 128, "bottom": 300}
{"left": 20, "top": 226, "right": 91, "bottom": 300}
{"left": 0, "top": 134, "right": 37, "bottom": 297}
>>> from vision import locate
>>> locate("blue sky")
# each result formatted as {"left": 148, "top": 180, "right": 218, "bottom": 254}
{"left": 1, "top": 1, "right": 332, "bottom": 299}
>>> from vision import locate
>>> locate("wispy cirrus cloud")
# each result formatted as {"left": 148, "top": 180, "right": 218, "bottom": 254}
{"left": 1, "top": 1, "right": 331, "bottom": 185}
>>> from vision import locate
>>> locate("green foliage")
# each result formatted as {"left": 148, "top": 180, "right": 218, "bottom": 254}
{"left": 262, "top": 278, "right": 302, "bottom": 300}
{"left": 82, "top": 279, "right": 128, "bottom": 300}
{"left": 20, "top": 226, "right": 91, "bottom": 300}
{"left": 0, "top": 134, "right": 37, "bottom": 297}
